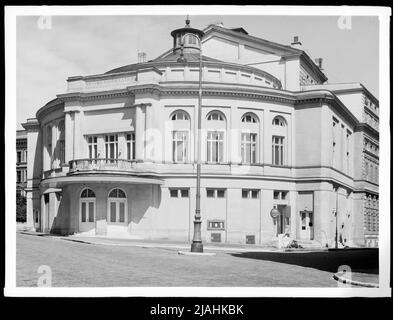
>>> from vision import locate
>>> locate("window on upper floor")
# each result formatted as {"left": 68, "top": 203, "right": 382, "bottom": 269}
{"left": 172, "top": 131, "right": 188, "bottom": 163}
{"left": 242, "top": 113, "right": 258, "bottom": 123}
{"left": 207, "top": 131, "right": 224, "bottom": 163}
{"left": 105, "top": 135, "right": 118, "bottom": 162}
{"left": 126, "top": 133, "right": 136, "bottom": 160}
{"left": 88, "top": 136, "right": 98, "bottom": 159}
{"left": 241, "top": 133, "right": 257, "bottom": 164}
{"left": 207, "top": 111, "right": 225, "bottom": 121}
{"left": 272, "top": 136, "right": 285, "bottom": 166}
{"left": 272, "top": 116, "right": 286, "bottom": 127}
{"left": 171, "top": 110, "right": 190, "bottom": 121}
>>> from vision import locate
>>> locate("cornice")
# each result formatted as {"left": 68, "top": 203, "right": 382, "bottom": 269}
{"left": 355, "top": 123, "right": 379, "bottom": 138}
{"left": 127, "top": 83, "right": 295, "bottom": 104}
{"left": 57, "top": 89, "right": 133, "bottom": 103}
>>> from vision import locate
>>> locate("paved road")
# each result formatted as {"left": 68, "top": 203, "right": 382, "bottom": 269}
{"left": 17, "top": 233, "right": 341, "bottom": 287}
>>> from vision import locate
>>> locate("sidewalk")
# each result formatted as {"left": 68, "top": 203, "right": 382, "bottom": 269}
{"left": 18, "top": 230, "right": 327, "bottom": 253}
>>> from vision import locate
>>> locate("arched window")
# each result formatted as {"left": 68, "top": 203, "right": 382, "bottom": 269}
{"left": 185, "top": 34, "right": 198, "bottom": 45}
{"left": 206, "top": 111, "right": 226, "bottom": 163}
{"left": 241, "top": 113, "right": 259, "bottom": 164}
{"left": 272, "top": 116, "right": 286, "bottom": 126}
{"left": 207, "top": 111, "right": 225, "bottom": 121}
{"left": 241, "top": 113, "right": 258, "bottom": 123}
{"left": 171, "top": 110, "right": 189, "bottom": 121}
{"left": 80, "top": 188, "right": 95, "bottom": 226}
{"left": 171, "top": 110, "right": 190, "bottom": 163}
{"left": 108, "top": 188, "right": 127, "bottom": 224}
{"left": 109, "top": 188, "right": 126, "bottom": 198}
{"left": 271, "top": 116, "right": 288, "bottom": 166}
{"left": 81, "top": 188, "right": 96, "bottom": 198}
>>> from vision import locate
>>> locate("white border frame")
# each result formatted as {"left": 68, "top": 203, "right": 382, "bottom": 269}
{"left": 5, "top": 5, "right": 391, "bottom": 297}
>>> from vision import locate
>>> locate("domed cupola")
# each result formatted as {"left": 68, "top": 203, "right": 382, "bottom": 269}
{"left": 170, "top": 16, "right": 205, "bottom": 54}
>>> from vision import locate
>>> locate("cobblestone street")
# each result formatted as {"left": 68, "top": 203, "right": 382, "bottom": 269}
{"left": 17, "top": 233, "right": 375, "bottom": 287}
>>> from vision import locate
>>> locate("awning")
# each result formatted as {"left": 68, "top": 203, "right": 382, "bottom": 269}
{"left": 42, "top": 187, "right": 63, "bottom": 194}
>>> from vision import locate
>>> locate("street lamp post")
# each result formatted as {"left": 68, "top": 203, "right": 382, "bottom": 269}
{"left": 178, "top": 33, "right": 204, "bottom": 253}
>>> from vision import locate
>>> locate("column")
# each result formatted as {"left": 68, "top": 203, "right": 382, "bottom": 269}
{"left": 65, "top": 112, "right": 74, "bottom": 162}
{"left": 73, "top": 110, "right": 83, "bottom": 159}
{"left": 25, "top": 191, "right": 35, "bottom": 230}
{"left": 118, "top": 133, "right": 126, "bottom": 160}
{"left": 135, "top": 104, "right": 146, "bottom": 161}
{"left": 145, "top": 104, "right": 154, "bottom": 162}
{"left": 40, "top": 194, "right": 46, "bottom": 233}
{"left": 51, "top": 123, "right": 58, "bottom": 169}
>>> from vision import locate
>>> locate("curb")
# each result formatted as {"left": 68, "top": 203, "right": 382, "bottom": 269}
{"left": 333, "top": 272, "right": 379, "bottom": 288}
{"left": 18, "top": 231, "right": 328, "bottom": 253}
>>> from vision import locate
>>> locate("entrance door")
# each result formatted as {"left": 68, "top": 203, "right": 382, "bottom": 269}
{"left": 80, "top": 199, "right": 95, "bottom": 232}
{"left": 300, "top": 210, "right": 314, "bottom": 240}
{"left": 276, "top": 205, "right": 291, "bottom": 235}
{"left": 108, "top": 200, "right": 127, "bottom": 224}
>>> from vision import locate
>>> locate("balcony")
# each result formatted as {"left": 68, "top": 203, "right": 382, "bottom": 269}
{"left": 68, "top": 158, "right": 139, "bottom": 175}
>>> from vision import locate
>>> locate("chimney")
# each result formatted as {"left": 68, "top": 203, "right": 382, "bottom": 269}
{"left": 137, "top": 51, "right": 147, "bottom": 63}
{"left": 315, "top": 58, "right": 323, "bottom": 70}
{"left": 291, "top": 36, "right": 302, "bottom": 49}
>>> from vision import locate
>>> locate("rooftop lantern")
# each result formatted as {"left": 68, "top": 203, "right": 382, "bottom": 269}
{"left": 170, "top": 15, "right": 205, "bottom": 54}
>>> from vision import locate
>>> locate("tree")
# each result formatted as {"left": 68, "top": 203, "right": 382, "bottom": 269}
{"left": 16, "top": 192, "right": 27, "bottom": 222}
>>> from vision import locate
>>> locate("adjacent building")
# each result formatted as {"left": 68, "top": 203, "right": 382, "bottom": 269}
{"left": 16, "top": 129, "right": 28, "bottom": 197}
{"left": 21, "top": 19, "right": 379, "bottom": 247}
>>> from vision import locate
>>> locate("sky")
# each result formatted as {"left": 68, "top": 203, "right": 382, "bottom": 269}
{"left": 16, "top": 15, "right": 379, "bottom": 129}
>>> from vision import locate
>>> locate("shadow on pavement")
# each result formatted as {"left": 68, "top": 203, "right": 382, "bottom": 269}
{"left": 230, "top": 249, "right": 379, "bottom": 274}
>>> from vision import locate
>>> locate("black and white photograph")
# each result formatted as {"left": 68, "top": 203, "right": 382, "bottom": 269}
{"left": 4, "top": 6, "right": 391, "bottom": 300}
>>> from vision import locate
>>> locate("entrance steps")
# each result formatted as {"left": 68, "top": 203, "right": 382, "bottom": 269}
{"left": 296, "top": 239, "right": 324, "bottom": 248}
{"left": 263, "top": 238, "right": 324, "bottom": 249}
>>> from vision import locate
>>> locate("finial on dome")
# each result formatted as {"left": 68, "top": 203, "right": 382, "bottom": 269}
{"left": 185, "top": 15, "right": 190, "bottom": 27}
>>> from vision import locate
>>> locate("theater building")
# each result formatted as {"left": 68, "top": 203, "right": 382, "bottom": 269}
{"left": 21, "top": 19, "right": 379, "bottom": 247}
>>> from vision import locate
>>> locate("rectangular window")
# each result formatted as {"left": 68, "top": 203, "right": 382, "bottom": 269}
{"left": 242, "top": 189, "right": 260, "bottom": 199}
{"left": 105, "top": 135, "right": 118, "bottom": 162}
{"left": 272, "top": 136, "right": 284, "bottom": 166}
{"left": 169, "top": 188, "right": 189, "bottom": 198}
{"left": 16, "top": 170, "right": 21, "bottom": 183}
{"left": 207, "top": 131, "right": 224, "bottom": 163}
{"left": 88, "top": 136, "right": 98, "bottom": 159}
{"left": 274, "top": 190, "right": 288, "bottom": 200}
{"left": 217, "top": 189, "right": 225, "bottom": 198}
{"left": 206, "top": 189, "right": 215, "bottom": 198}
{"left": 172, "top": 131, "right": 188, "bottom": 162}
{"left": 207, "top": 188, "right": 226, "bottom": 198}
{"left": 17, "top": 151, "right": 22, "bottom": 163}
{"left": 180, "top": 189, "right": 189, "bottom": 198}
{"left": 241, "top": 133, "right": 257, "bottom": 164}
{"left": 242, "top": 189, "right": 249, "bottom": 198}
{"left": 170, "top": 189, "right": 179, "bottom": 198}
{"left": 126, "top": 133, "right": 136, "bottom": 160}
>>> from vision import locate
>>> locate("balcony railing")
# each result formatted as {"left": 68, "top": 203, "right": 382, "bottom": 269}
{"left": 68, "top": 158, "right": 138, "bottom": 174}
